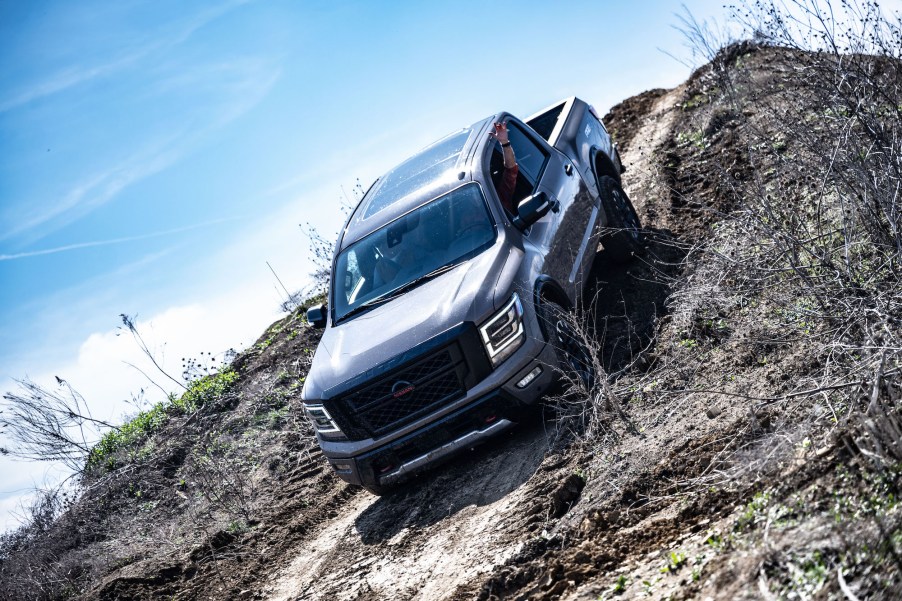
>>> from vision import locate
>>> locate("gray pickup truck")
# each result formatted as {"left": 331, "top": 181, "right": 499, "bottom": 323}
{"left": 302, "top": 97, "right": 643, "bottom": 494}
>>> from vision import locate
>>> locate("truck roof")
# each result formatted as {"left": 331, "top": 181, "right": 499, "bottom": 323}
{"left": 340, "top": 116, "right": 494, "bottom": 249}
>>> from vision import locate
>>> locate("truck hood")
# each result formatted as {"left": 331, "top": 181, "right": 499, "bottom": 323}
{"left": 303, "top": 242, "right": 515, "bottom": 400}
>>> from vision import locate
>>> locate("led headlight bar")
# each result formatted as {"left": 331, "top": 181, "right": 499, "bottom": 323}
{"left": 479, "top": 293, "right": 525, "bottom": 366}
{"left": 304, "top": 404, "right": 343, "bottom": 435}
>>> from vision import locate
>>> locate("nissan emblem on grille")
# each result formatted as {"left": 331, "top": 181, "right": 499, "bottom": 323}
{"left": 391, "top": 380, "right": 415, "bottom": 398}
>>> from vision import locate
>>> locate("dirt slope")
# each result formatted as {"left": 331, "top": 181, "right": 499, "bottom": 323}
{"left": 245, "top": 84, "right": 697, "bottom": 601}
{"left": 3, "top": 43, "right": 899, "bottom": 601}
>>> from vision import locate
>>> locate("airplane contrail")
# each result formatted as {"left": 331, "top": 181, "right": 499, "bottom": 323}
{"left": 0, "top": 217, "right": 242, "bottom": 261}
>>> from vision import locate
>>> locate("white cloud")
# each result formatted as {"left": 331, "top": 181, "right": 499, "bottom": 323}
{"left": 0, "top": 275, "right": 284, "bottom": 532}
{"left": 50, "top": 287, "right": 284, "bottom": 423}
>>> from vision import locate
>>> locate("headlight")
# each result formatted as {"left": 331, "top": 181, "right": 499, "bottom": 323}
{"left": 303, "top": 404, "right": 344, "bottom": 437}
{"left": 479, "top": 293, "right": 525, "bottom": 366}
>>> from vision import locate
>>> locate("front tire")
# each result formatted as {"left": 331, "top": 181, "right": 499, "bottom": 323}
{"left": 363, "top": 483, "right": 391, "bottom": 496}
{"left": 537, "top": 300, "right": 596, "bottom": 389}
{"left": 598, "top": 175, "right": 645, "bottom": 262}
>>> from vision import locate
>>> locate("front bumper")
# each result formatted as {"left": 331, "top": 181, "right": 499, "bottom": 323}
{"left": 321, "top": 341, "right": 557, "bottom": 488}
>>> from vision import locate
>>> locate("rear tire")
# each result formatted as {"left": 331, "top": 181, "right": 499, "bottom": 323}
{"left": 598, "top": 175, "right": 645, "bottom": 262}
{"left": 537, "top": 300, "right": 596, "bottom": 389}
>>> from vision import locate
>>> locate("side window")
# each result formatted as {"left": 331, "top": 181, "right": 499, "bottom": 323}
{"left": 490, "top": 122, "right": 549, "bottom": 213}
{"left": 507, "top": 123, "right": 547, "bottom": 189}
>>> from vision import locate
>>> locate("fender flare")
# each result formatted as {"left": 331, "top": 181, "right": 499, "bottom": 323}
{"left": 590, "top": 147, "right": 622, "bottom": 186}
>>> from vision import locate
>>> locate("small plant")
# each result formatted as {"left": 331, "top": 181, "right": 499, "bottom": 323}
{"left": 660, "top": 550, "right": 688, "bottom": 573}
{"left": 681, "top": 92, "right": 711, "bottom": 110}
{"left": 87, "top": 369, "right": 239, "bottom": 471}
{"left": 226, "top": 520, "right": 247, "bottom": 535}
{"left": 704, "top": 530, "right": 725, "bottom": 549}
{"left": 181, "top": 350, "right": 234, "bottom": 383}
{"left": 641, "top": 577, "right": 659, "bottom": 596}
{"left": 611, "top": 573, "right": 628, "bottom": 594}
{"left": 679, "top": 338, "right": 698, "bottom": 349}
{"left": 676, "top": 129, "right": 709, "bottom": 149}
{"left": 736, "top": 490, "right": 771, "bottom": 531}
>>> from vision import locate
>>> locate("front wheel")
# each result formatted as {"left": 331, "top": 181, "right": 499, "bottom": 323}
{"left": 537, "top": 300, "right": 596, "bottom": 390}
{"left": 598, "top": 175, "right": 645, "bottom": 262}
{"left": 363, "top": 483, "right": 391, "bottom": 496}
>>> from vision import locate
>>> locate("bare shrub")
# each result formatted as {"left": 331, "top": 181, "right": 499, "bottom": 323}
{"left": 294, "top": 179, "right": 366, "bottom": 300}
{"left": 540, "top": 298, "right": 638, "bottom": 444}
{"left": 185, "top": 433, "right": 259, "bottom": 526}
{"left": 0, "top": 485, "right": 88, "bottom": 601}
{"left": 670, "top": 0, "right": 902, "bottom": 456}
{"left": 0, "top": 378, "right": 117, "bottom": 472}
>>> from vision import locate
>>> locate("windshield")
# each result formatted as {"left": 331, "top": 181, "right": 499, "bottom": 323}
{"left": 361, "top": 129, "right": 470, "bottom": 219}
{"left": 333, "top": 183, "right": 496, "bottom": 323}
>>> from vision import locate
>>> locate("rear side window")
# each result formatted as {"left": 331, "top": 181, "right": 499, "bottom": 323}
{"left": 489, "top": 122, "right": 549, "bottom": 209}
{"left": 526, "top": 102, "right": 565, "bottom": 141}
{"left": 507, "top": 123, "right": 547, "bottom": 187}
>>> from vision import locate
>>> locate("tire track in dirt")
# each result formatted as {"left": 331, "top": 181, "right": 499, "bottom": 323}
{"left": 619, "top": 85, "right": 683, "bottom": 225}
{"left": 262, "top": 419, "right": 587, "bottom": 601}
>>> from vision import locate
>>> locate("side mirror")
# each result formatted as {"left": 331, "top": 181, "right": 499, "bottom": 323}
{"left": 512, "top": 192, "right": 552, "bottom": 231}
{"left": 306, "top": 303, "right": 328, "bottom": 328}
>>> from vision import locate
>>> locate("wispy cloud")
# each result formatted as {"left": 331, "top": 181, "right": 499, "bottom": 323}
{"left": 2, "top": 56, "right": 281, "bottom": 244}
{"left": 0, "top": 0, "right": 253, "bottom": 114}
{"left": 0, "top": 217, "right": 241, "bottom": 261}
{"left": 0, "top": 54, "right": 142, "bottom": 113}
{"left": 1, "top": 135, "right": 187, "bottom": 242}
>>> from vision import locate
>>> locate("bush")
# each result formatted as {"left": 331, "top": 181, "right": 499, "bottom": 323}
{"left": 87, "top": 369, "right": 239, "bottom": 471}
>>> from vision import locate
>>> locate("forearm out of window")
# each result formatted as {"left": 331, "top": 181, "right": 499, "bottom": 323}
{"left": 502, "top": 146, "right": 516, "bottom": 169}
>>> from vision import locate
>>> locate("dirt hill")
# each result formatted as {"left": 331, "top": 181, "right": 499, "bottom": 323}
{"left": 2, "top": 40, "right": 900, "bottom": 601}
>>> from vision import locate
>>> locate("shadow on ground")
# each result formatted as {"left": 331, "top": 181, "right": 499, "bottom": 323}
{"left": 585, "top": 228, "right": 685, "bottom": 373}
{"left": 353, "top": 411, "right": 551, "bottom": 545}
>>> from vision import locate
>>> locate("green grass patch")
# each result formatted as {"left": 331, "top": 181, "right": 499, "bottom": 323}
{"left": 87, "top": 369, "right": 240, "bottom": 472}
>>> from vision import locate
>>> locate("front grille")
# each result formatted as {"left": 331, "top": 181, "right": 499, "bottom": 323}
{"left": 321, "top": 324, "right": 493, "bottom": 441}
{"left": 346, "top": 351, "right": 456, "bottom": 412}
{"left": 358, "top": 369, "right": 462, "bottom": 435}
{"left": 344, "top": 348, "right": 465, "bottom": 437}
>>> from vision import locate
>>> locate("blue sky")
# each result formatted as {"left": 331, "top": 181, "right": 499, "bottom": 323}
{"left": 0, "top": 0, "right": 745, "bottom": 528}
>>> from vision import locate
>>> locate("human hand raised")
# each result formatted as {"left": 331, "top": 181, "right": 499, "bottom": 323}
{"left": 489, "top": 121, "right": 510, "bottom": 144}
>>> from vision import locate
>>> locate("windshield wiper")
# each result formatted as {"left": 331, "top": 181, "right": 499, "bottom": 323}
{"left": 336, "top": 295, "right": 396, "bottom": 323}
{"left": 336, "top": 263, "right": 460, "bottom": 324}
{"left": 383, "top": 262, "right": 459, "bottom": 299}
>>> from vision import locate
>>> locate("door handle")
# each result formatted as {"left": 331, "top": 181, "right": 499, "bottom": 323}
{"left": 564, "top": 164, "right": 573, "bottom": 176}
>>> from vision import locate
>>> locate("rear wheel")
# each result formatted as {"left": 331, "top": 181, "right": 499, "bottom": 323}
{"left": 598, "top": 175, "right": 645, "bottom": 262}
{"left": 538, "top": 300, "right": 596, "bottom": 389}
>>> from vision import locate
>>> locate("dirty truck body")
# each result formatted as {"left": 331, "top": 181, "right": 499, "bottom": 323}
{"left": 301, "top": 97, "right": 640, "bottom": 493}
